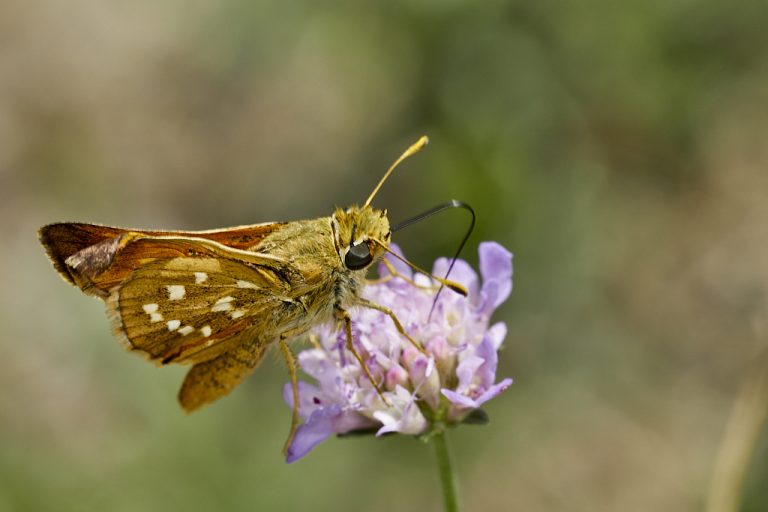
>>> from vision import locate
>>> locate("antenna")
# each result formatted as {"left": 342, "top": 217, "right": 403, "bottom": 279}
{"left": 364, "top": 135, "right": 429, "bottom": 207}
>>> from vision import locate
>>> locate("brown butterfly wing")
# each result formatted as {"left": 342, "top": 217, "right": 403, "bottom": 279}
{"left": 106, "top": 255, "right": 290, "bottom": 364}
{"left": 39, "top": 221, "right": 285, "bottom": 293}
{"left": 39, "top": 226, "right": 289, "bottom": 298}
{"left": 178, "top": 340, "right": 268, "bottom": 412}
{"left": 39, "top": 222, "right": 307, "bottom": 412}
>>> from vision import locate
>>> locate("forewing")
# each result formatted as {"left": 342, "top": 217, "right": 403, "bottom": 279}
{"left": 107, "top": 257, "right": 288, "bottom": 365}
{"left": 58, "top": 235, "right": 286, "bottom": 297}
{"left": 39, "top": 222, "right": 285, "bottom": 294}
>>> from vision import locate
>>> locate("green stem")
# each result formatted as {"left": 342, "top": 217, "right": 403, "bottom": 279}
{"left": 432, "top": 429, "right": 460, "bottom": 512}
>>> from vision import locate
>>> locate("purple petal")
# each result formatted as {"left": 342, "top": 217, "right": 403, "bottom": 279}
{"left": 440, "top": 377, "right": 513, "bottom": 410}
{"left": 285, "top": 404, "right": 343, "bottom": 463}
{"left": 372, "top": 387, "right": 428, "bottom": 435}
{"left": 297, "top": 350, "right": 336, "bottom": 383}
{"left": 441, "top": 388, "right": 479, "bottom": 408}
{"left": 475, "top": 335, "right": 498, "bottom": 389}
{"left": 283, "top": 382, "right": 297, "bottom": 409}
{"left": 432, "top": 257, "right": 479, "bottom": 300}
{"left": 409, "top": 355, "right": 431, "bottom": 383}
{"left": 283, "top": 381, "right": 327, "bottom": 420}
{"left": 385, "top": 365, "right": 409, "bottom": 390}
{"left": 478, "top": 242, "right": 513, "bottom": 314}
{"left": 474, "top": 378, "right": 513, "bottom": 406}
{"left": 374, "top": 409, "right": 419, "bottom": 436}
{"left": 332, "top": 410, "right": 377, "bottom": 433}
{"left": 487, "top": 322, "right": 507, "bottom": 351}
{"left": 455, "top": 355, "right": 484, "bottom": 391}
{"left": 406, "top": 355, "right": 441, "bottom": 409}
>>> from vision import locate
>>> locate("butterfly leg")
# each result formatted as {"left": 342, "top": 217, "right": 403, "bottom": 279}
{"left": 307, "top": 333, "right": 323, "bottom": 350}
{"left": 364, "top": 274, "right": 395, "bottom": 285}
{"left": 354, "top": 297, "right": 427, "bottom": 354}
{"left": 278, "top": 339, "right": 301, "bottom": 457}
{"left": 337, "top": 308, "right": 390, "bottom": 405}
{"left": 276, "top": 323, "right": 322, "bottom": 455}
{"left": 364, "top": 259, "right": 398, "bottom": 285}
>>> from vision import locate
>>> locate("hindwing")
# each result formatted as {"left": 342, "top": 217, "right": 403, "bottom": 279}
{"left": 107, "top": 256, "right": 290, "bottom": 365}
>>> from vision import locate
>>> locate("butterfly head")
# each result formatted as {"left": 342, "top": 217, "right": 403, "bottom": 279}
{"left": 329, "top": 135, "right": 427, "bottom": 272}
{"left": 331, "top": 206, "right": 391, "bottom": 271}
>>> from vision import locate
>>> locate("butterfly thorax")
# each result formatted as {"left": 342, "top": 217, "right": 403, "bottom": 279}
{"left": 250, "top": 206, "right": 389, "bottom": 335}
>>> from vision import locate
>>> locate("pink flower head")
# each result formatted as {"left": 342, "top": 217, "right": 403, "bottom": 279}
{"left": 283, "top": 242, "right": 513, "bottom": 462}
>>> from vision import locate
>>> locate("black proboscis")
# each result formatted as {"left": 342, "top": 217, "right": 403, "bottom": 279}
{"left": 393, "top": 200, "right": 476, "bottom": 318}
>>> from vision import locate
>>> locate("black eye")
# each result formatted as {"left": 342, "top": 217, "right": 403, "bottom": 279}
{"left": 345, "top": 242, "right": 372, "bottom": 270}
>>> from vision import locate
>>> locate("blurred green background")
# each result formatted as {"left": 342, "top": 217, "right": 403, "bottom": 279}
{"left": 2, "top": 0, "right": 768, "bottom": 510}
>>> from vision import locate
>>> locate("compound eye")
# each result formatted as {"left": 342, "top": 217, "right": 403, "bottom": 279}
{"left": 345, "top": 242, "right": 372, "bottom": 270}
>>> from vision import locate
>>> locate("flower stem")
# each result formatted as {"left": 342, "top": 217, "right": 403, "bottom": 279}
{"left": 432, "top": 429, "right": 460, "bottom": 512}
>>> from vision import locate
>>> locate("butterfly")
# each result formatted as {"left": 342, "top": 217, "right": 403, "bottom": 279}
{"left": 38, "top": 136, "right": 466, "bottom": 451}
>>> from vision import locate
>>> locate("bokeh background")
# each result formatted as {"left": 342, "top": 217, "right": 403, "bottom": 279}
{"left": 2, "top": 1, "right": 768, "bottom": 510}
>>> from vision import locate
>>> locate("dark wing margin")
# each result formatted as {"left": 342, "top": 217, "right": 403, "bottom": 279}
{"left": 39, "top": 223, "right": 126, "bottom": 287}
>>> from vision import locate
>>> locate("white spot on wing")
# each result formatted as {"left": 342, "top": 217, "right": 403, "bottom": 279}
{"left": 212, "top": 296, "right": 234, "bottom": 312}
{"left": 200, "top": 325, "right": 212, "bottom": 337}
{"left": 236, "top": 280, "right": 258, "bottom": 289}
{"left": 230, "top": 309, "right": 245, "bottom": 319}
{"left": 143, "top": 303, "right": 163, "bottom": 322}
{"left": 166, "top": 285, "right": 186, "bottom": 300}
{"left": 195, "top": 272, "right": 208, "bottom": 284}
{"left": 178, "top": 325, "right": 194, "bottom": 336}
{"left": 167, "top": 319, "right": 181, "bottom": 331}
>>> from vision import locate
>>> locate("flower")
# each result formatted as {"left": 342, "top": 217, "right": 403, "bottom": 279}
{"left": 283, "top": 242, "right": 513, "bottom": 463}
